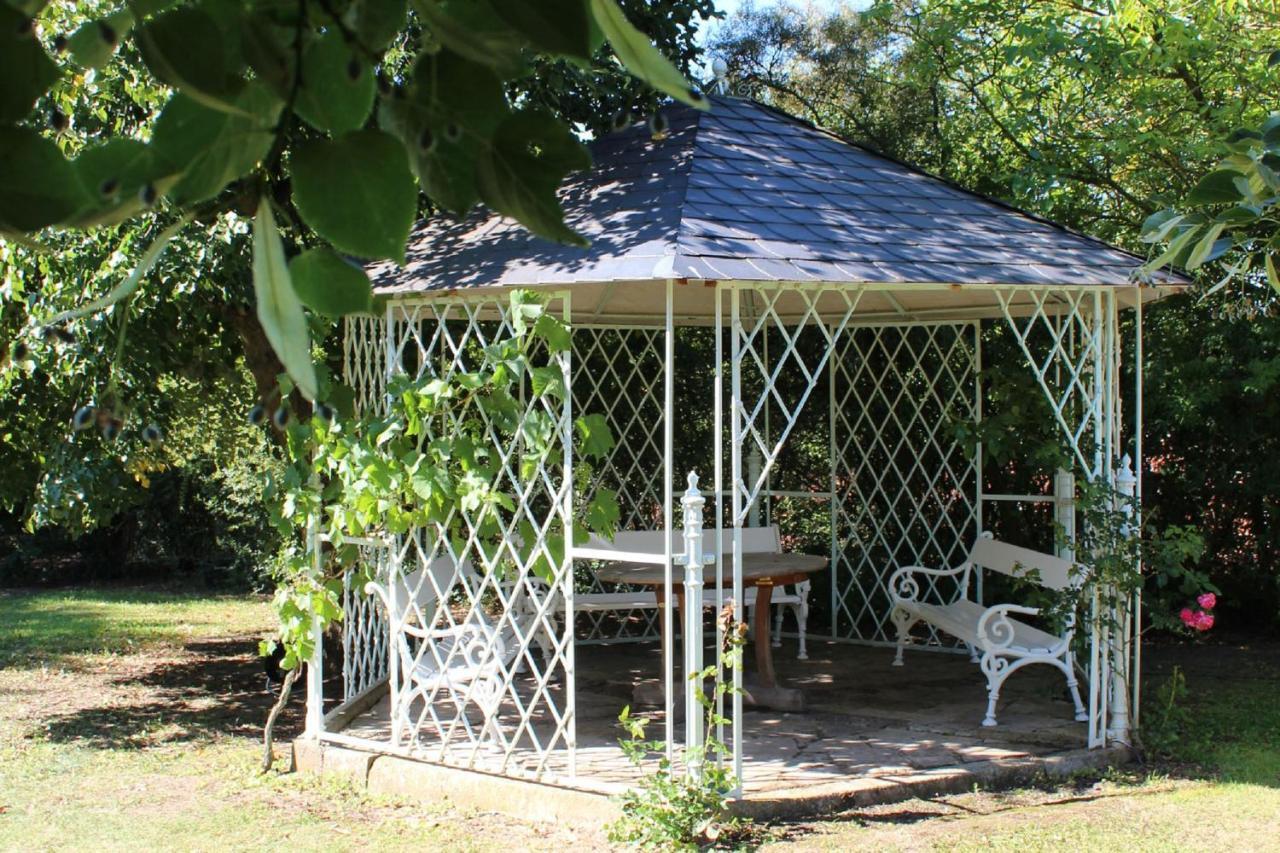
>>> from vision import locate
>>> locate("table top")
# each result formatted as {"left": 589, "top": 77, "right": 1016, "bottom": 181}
{"left": 593, "top": 552, "right": 827, "bottom": 587}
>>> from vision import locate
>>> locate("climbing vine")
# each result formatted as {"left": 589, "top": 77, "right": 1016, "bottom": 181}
{"left": 261, "top": 290, "right": 620, "bottom": 678}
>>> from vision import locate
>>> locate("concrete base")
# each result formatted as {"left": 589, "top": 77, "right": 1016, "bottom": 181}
{"left": 293, "top": 738, "right": 623, "bottom": 825}
{"left": 294, "top": 735, "right": 1129, "bottom": 825}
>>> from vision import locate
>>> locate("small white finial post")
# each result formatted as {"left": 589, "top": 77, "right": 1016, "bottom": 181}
{"left": 711, "top": 57, "right": 729, "bottom": 95}
{"left": 675, "top": 470, "right": 713, "bottom": 778}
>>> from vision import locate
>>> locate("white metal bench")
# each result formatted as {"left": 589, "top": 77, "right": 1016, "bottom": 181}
{"left": 574, "top": 525, "right": 812, "bottom": 659}
{"left": 888, "top": 533, "right": 1088, "bottom": 727}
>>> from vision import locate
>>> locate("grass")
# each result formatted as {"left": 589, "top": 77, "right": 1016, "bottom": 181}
{"left": 0, "top": 586, "right": 1277, "bottom": 851}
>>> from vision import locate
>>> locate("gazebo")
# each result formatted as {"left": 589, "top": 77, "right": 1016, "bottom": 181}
{"left": 297, "top": 94, "right": 1183, "bottom": 817}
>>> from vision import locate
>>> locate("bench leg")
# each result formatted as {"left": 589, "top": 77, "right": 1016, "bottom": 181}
{"left": 980, "top": 653, "right": 1006, "bottom": 726}
{"left": 891, "top": 606, "right": 915, "bottom": 667}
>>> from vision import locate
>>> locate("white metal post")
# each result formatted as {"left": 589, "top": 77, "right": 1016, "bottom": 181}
{"left": 713, "top": 283, "right": 726, "bottom": 750}
{"left": 676, "top": 472, "right": 712, "bottom": 779}
{"left": 1109, "top": 454, "right": 1137, "bottom": 744}
{"left": 729, "top": 286, "right": 744, "bottom": 787}
{"left": 1132, "top": 293, "right": 1145, "bottom": 726}
{"left": 562, "top": 293, "right": 576, "bottom": 778}
{"left": 663, "top": 279, "right": 675, "bottom": 763}
{"left": 1054, "top": 469, "right": 1076, "bottom": 562}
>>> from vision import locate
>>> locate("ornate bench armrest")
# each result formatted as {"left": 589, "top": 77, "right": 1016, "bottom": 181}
{"left": 888, "top": 563, "right": 969, "bottom": 605}
{"left": 976, "top": 603, "right": 1039, "bottom": 652}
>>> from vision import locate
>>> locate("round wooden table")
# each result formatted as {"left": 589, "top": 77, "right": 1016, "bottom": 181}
{"left": 594, "top": 553, "right": 827, "bottom": 702}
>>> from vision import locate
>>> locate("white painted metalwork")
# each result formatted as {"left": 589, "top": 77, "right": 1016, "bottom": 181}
{"left": 831, "top": 321, "right": 981, "bottom": 646}
{"left": 889, "top": 534, "right": 1089, "bottom": 727}
{"left": 319, "top": 279, "right": 1146, "bottom": 789}
{"left": 570, "top": 326, "right": 666, "bottom": 643}
{"left": 340, "top": 294, "right": 579, "bottom": 780}
{"left": 676, "top": 471, "right": 713, "bottom": 779}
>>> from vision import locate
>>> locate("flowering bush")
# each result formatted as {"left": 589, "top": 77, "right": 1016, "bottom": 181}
{"left": 1179, "top": 593, "right": 1218, "bottom": 633}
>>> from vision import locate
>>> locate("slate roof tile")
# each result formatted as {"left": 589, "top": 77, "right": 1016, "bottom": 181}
{"left": 371, "top": 95, "right": 1186, "bottom": 292}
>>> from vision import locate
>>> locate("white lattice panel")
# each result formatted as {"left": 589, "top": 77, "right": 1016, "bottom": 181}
{"left": 831, "top": 323, "right": 979, "bottom": 645}
{"left": 571, "top": 327, "right": 665, "bottom": 643}
{"left": 375, "top": 295, "right": 576, "bottom": 779}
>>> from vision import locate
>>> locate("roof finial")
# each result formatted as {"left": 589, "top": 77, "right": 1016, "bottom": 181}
{"left": 711, "top": 57, "right": 729, "bottom": 95}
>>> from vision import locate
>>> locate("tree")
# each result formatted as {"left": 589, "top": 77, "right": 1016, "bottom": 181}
{"left": 1, "top": 1, "right": 716, "bottom": 563}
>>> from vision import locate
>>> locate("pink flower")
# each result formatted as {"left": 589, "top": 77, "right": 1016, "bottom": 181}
{"left": 1180, "top": 608, "right": 1214, "bottom": 632}
{"left": 1197, "top": 593, "right": 1217, "bottom": 611}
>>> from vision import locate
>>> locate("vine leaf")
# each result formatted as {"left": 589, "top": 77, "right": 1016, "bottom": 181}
{"left": 289, "top": 247, "right": 375, "bottom": 317}
{"left": 588, "top": 0, "right": 708, "bottom": 110}
{"left": 291, "top": 130, "right": 417, "bottom": 262}
{"left": 253, "top": 199, "right": 318, "bottom": 401}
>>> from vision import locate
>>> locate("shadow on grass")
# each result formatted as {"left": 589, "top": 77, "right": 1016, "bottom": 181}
{"left": 33, "top": 637, "right": 339, "bottom": 750}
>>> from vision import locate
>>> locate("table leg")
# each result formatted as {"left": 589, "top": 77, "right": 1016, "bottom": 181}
{"left": 753, "top": 581, "right": 776, "bottom": 689}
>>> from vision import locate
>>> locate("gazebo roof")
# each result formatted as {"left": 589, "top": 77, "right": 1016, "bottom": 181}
{"left": 369, "top": 94, "right": 1183, "bottom": 309}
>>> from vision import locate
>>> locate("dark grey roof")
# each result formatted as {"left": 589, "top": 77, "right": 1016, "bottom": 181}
{"left": 369, "top": 95, "right": 1183, "bottom": 293}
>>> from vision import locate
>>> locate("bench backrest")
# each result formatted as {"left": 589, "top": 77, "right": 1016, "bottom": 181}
{"left": 579, "top": 525, "right": 780, "bottom": 564}
{"left": 969, "top": 536, "right": 1077, "bottom": 591}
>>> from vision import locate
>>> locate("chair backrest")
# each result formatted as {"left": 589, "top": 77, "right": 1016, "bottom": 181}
{"left": 578, "top": 525, "right": 781, "bottom": 564}
{"left": 969, "top": 536, "right": 1077, "bottom": 591}
{"left": 391, "top": 555, "right": 475, "bottom": 626}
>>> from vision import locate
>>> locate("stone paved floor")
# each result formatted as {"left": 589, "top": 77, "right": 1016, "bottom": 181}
{"left": 341, "top": 636, "right": 1090, "bottom": 795}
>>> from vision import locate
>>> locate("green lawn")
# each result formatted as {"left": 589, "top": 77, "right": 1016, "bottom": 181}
{"left": 0, "top": 587, "right": 1276, "bottom": 851}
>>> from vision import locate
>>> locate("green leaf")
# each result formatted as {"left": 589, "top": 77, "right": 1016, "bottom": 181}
{"left": 533, "top": 313, "right": 571, "bottom": 354}
{"left": 1144, "top": 223, "right": 1201, "bottom": 274}
{"left": 295, "top": 30, "right": 375, "bottom": 135}
{"left": 289, "top": 247, "right": 375, "bottom": 316}
{"left": 66, "top": 139, "right": 182, "bottom": 228}
{"left": 575, "top": 413, "right": 615, "bottom": 460}
{"left": 530, "top": 365, "right": 566, "bottom": 399}
{"left": 136, "top": 6, "right": 240, "bottom": 111}
{"left": 476, "top": 109, "right": 591, "bottom": 246}
{"left": 1267, "top": 255, "right": 1280, "bottom": 296}
{"left": 585, "top": 487, "right": 620, "bottom": 537}
{"left": 290, "top": 130, "right": 417, "bottom": 262}
{"left": 253, "top": 199, "right": 319, "bottom": 401}
{"left": 379, "top": 97, "right": 479, "bottom": 215}
{"left": 240, "top": 14, "right": 295, "bottom": 100}
{"left": 409, "top": 0, "right": 528, "bottom": 72}
{"left": 1185, "top": 169, "right": 1246, "bottom": 205}
{"left": 352, "top": 0, "right": 408, "bottom": 50}
{"left": 0, "top": 5, "right": 60, "bottom": 124}
{"left": 489, "top": 0, "right": 591, "bottom": 61}
{"left": 67, "top": 9, "right": 135, "bottom": 69}
{"left": 0, "top": 127, "right": 90, "bottom": 232}
{"left": 1185, "top": 222, "right": 1225, "bottom": 270}
{"left": 151, "top": 82, "right": 282, "bottom": 205}
{"left": 1139, "top": 210, "right": 1183, "bottom": 243}
{"left": 588, "top": 0, "right": 708, "bottom": 110}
